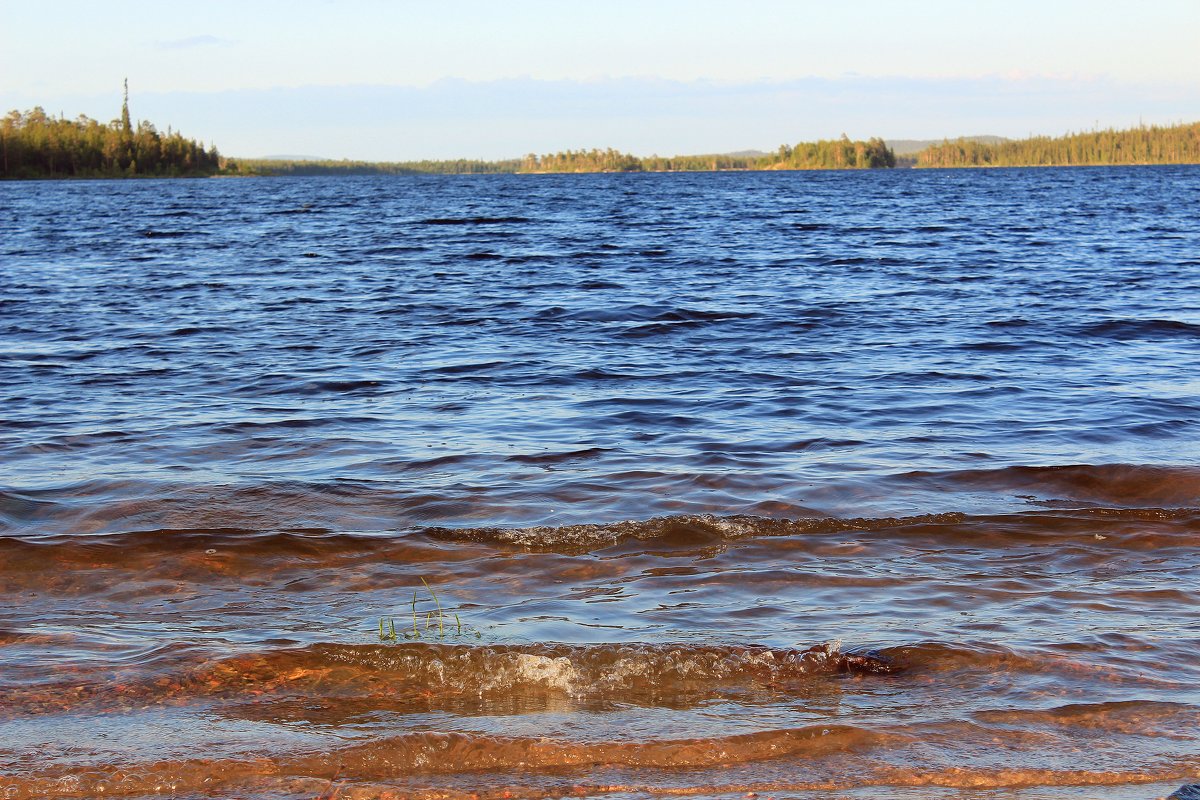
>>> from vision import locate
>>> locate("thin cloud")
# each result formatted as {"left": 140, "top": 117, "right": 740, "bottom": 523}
{"left": 156, "top": 35, "right": 234, "bottom": 50}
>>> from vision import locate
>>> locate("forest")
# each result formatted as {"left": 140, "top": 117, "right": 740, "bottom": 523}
{"left": 518, "top": 137, "right": 895, "bottom": 172}
{"left": 5, "top": 96, "right": 1199, "bottom": 179}
{"left": 1, "top": 87, "right": 220, "bottom": 179}
{"left": 226, "top": 156, "right": 519, "bottom": 176}
{"left": 233, "top": 136, "right": 896, "bottom": 176}
{"left": 916, "top": 121, "right": 1200, "bottom": 167}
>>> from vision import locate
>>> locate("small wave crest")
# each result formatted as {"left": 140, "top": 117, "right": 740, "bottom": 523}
{"left": 315, "top": 640, "right": 899, "bottom": 692}
{"left": 5, "top": 729, "right": 1195, "bottom": 798}
{"left": 0, "top": 642, "right": 896, "bottom": 718}
{"left": 425, "top": 512, "right": 968, "bottom": 551}
{"left": 974, "top": 700, "right": 1198, "bottom": 737}
{"left": 0, "top": 725, "right": 889, "bottom": 798}
{"left": 416, "top": 216, "right": 532, "bottom": 225}
{"left": 426, "top": 505, "right": 1198, "bottom": 552}
{"left": 3, "top": 462, "right": 1196, "bottom": 538}
{"left": 1077, "top": 318, "right": 1200, "bottom": 340}
{"left": 902, "top": 463, "right": 1200, "bottom": 507}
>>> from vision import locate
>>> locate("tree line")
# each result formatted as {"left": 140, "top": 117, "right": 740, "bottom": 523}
{"left": 7, "top": 93, "right": 1200, "bottom": 179}
{"left": 1, "top": 88, "right": 219, "bottom": 179}
{"left": 917, "top": 121, "right": 1200, "bottom": 167}
{"left": 224, "top": 156, "right": 520, "bottom": 176}
{"left": 241, "top": 125, "right": 1199, "bottom": 175}
{"left": 229, "top": 137, "right": 896, "bottom": 176}
{"left": 513, "top": 136, "right": 894, "bottom": 172}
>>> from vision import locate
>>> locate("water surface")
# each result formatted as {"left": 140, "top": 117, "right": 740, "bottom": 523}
{"left": 1, "top": 168, "right": 1199, "bottom": 799}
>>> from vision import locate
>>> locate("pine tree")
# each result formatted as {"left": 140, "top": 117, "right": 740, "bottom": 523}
{"left": 121, "top": 79, "right": 132, "bottom": 137}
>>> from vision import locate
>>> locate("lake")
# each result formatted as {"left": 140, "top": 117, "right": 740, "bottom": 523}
{"left": 1, "top": 168, "right": 1198, "bottom": 799}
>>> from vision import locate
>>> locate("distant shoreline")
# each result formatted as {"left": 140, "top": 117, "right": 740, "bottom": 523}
{"left": 212, "top": 121, "right": 1200, "bottom": 176}
{"left": 7, "top": 160, "right": 1200, "bottom": 183}
{"left": 5, "top": 105, "right": 1198, "bottom": 180}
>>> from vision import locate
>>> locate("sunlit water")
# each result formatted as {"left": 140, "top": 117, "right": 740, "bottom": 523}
{"left": 1, "top": 168, "right": 1199, "bottom": 799}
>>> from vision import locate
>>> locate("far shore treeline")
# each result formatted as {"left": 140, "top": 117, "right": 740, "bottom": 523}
{"left": 1, "top": 89, "right": 220, "bottom": 179}
{"left": 229, "top": 122, "right": 1200, "bottom": 175}
{"left": 234, "top": 137, "right": 897, "bottom": 176}
{"left": 3, "top": 92, "right": 1200, "bottom": 180}
{"left": 917, "top": 121, "right": 1200, "bottom": 167}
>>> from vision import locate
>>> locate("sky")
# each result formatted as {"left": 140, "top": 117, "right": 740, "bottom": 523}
{"left": 2, "top": 0, "right": 1199, "bottom": 160}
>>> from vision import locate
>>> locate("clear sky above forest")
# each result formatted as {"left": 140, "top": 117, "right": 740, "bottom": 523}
{"left": 3, "top": 0, "right": 1198, "bottom": 160}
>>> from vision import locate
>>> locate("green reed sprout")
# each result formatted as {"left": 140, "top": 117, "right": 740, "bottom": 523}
{"left": 379, "top": 579, "right": 479, "bottom": 642}
{"left": 421, "top": 577, "right": 444, "bottom": 638}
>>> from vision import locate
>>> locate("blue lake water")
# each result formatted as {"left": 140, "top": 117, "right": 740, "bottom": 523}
{"left": 1, "top": 168, "right": 1198, "bottom": 799}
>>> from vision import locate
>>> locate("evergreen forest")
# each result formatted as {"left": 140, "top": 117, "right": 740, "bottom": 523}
{"left": 226, "top": 157, "right": 519, "bottom": 176}
{"left": 1, "top": 87, "right": 220, "bottom": 179}
{"left": 917, "top": 121, "right": 1200, "bottom": 167}
{"left": 5, "top": 94, "right": 1200, "bottom": 180}
{"left": 229, "top": 136, "right": 896, "bottom": 176}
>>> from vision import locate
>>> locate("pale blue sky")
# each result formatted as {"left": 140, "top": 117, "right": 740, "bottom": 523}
{"left": 3, "top": 0, "right": 1198, "bottom": 159}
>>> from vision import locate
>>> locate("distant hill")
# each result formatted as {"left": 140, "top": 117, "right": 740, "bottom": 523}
{"left": 887, "top": 136, "right": 1009, "bottom": 156}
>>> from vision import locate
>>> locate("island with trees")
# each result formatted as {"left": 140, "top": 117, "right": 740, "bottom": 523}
{"left": 224, "top": 135, "right": 895, "bottom": 176}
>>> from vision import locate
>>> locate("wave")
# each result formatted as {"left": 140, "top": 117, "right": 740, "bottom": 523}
{"left": 1077, "top": 319, "right": 1200, "bottom": 340}
{"left": 10, "top": 636, "right": 1193, "bottom": 720}
{"left": 532, "top": 303, "right": 755, "bottom": 324}
{"left": 0, "top": 641, "right": 896, "bottom": 717}
{"left": 2, "top": 498, "right": 1197, "bottom": 556}
{"left": 877, "top": 642, "right": 1196, "bottom": 690}
{"left": 974, "top": 700, "right": 1198, "bottom": 737}
{"left": 426, "top": 506, "right": 1199, "bottom": 552}
{"left": 899, "top": 463, "right": 1200, "bottom": 507}
{"left": 138, "top": 229, "right": 193, "bottom": 238}
{"left": 416, "top": 216, "right": 533, "bottom": 225}
{"left": 4, "top": 728, "right": 1196, "bottom": 799}
{"left": 426, "top": 512, "right": 968, "bottom": 551}
{"left": 0, "top": 726, "right": 891, "bottom": 798}
{"left": 313, "top": 724, "right": 889, "bottom": 774}
{"left": 2, "top": 462, "right": 1198, "bottom": 543}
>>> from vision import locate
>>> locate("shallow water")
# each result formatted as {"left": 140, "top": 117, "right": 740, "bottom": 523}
{"left": 1, "top": 168, "right": 1199, "bottom": 799}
